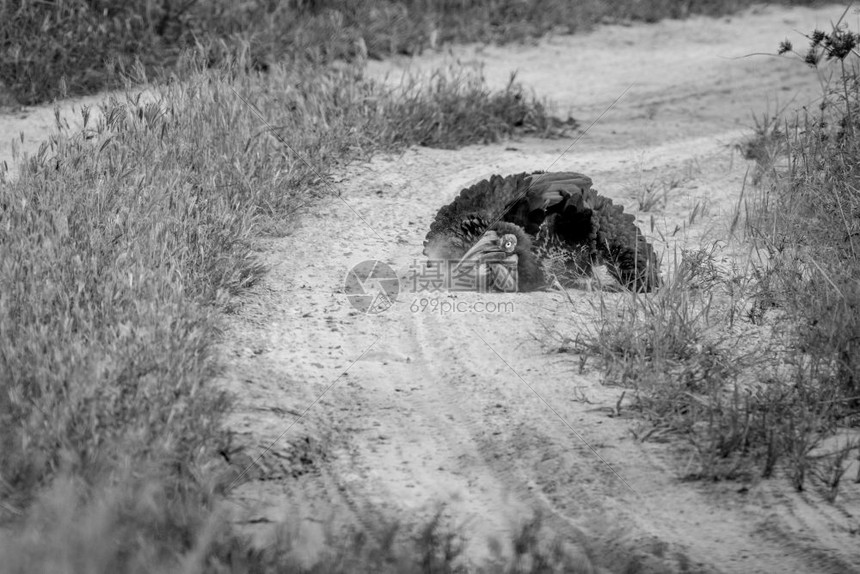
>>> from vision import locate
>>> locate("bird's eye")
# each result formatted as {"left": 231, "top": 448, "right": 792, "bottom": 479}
{"left": 500, "top": 235, "right": 517, "bottom": 252}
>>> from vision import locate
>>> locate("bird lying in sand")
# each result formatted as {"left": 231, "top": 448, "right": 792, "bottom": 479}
{"left": 423, "top": 171, "right": 660, "bottom": 292}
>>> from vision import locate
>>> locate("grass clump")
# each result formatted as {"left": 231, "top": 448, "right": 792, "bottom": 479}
{"left": 569, "top": 14, "right": 860, "bottom": 494}
{"left": 754, "top": 16, "right": 860, "bottom": 400}
{"left": 381, "top": 68, "right": 570, "bottom": 148}
{"left": 3, "top": 479, "right": 608, "bottom": 573}
{"left": 0, "top": 48, "right": 563, "bottom": 571}
{"left": 572, "top": 245, "right": 856, "bottom": 486}
{"left": 574, "top": 256, "right": 754, "bottom": 479}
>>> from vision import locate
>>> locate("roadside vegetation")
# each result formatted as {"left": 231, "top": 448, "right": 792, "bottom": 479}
{"left": 1, "top": 0, "right": 823, "bottom": 106}
{"left": 0, "top": 46, "right": 571, "bottom": 569}
{"left": 572, "top": 15, "right": 860, "bottom": 500}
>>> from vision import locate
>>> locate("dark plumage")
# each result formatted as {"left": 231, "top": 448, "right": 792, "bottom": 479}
{"left": 423, "top": 171, "right": 661, "bottom": 292}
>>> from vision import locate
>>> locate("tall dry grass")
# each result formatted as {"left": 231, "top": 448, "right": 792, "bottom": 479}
{"left": 570, "top": 15, "right": 860, "bottom": 495}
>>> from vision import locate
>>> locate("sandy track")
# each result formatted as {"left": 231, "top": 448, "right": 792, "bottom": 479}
{"left": 218, "top": 5, "right": 860, "bottom": 572}
{"left": 4, "top": 3, "right": 859, "bottom": 573}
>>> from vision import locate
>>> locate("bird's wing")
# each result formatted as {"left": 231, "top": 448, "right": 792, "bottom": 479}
{"left": 424, "top": 173, "right": 532, "bottom": 261}
{"left": 590, "top": 193, "right": 662, "bottom": 292}
{"left": 499, "top": 172, "right": 594, "bottom": 232}
{"left": 424, "top": 172, "right": 595, "bottom": 260}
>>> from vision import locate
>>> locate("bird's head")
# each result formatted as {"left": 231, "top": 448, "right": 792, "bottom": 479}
{"left": 454, "top": 221, "right": 543, "bottom": 292}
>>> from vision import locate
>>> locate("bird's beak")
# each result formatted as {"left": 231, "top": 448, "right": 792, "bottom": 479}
{"left": 454, "top": 231, "right": 518, "bottom": 292}
{"left": 456, "top": 231, "right": 510, "bottom": 265}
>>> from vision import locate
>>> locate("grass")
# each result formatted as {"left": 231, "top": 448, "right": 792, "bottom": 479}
{"left": 634, "top": 172, "right": 690, "bottom": 212}
{"left": 0, "top": 42, "right": 577, "bottom": 570}
{"left": 5, "top": 491, "right": 611, "bottom": 573}
{"left": 568, "top": 15, "right": 860, "bottom": 495}
{"left": 748, "top": 19, "right": 860, "bottom": 403}
{"left": 382, "top": 69, "right": 571, "bottom": 148}
{"left": 571, "top": 241, "right": 857, "bottom": 487}
{"left": 0, "top": 0, "right": 825, "bottom": 106}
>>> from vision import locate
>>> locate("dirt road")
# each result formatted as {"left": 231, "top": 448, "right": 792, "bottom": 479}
{"left": 219, "top": 5, "right": 860, "bottom": 572}
{"left": 4, "top": 4, "right": 858, "bottom": 573}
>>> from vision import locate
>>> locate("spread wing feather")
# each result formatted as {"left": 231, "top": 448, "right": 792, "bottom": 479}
{"left": 423, "top": 171, "right": 660, "bottom": 291}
